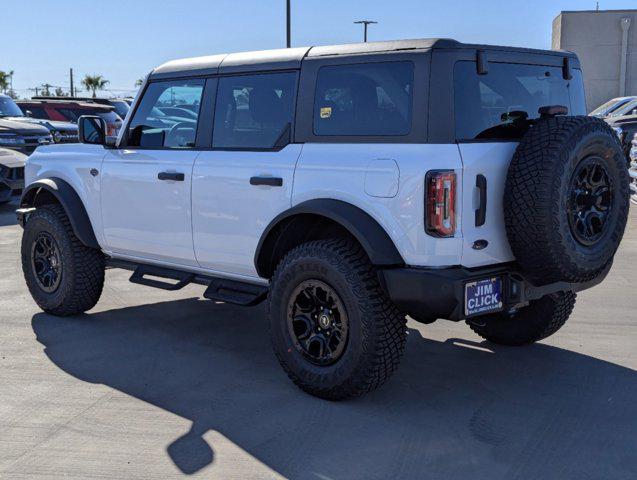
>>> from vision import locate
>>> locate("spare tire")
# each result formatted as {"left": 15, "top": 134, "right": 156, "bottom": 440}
{"left": 505, "top": 116, "right": 630, "bottom": 285}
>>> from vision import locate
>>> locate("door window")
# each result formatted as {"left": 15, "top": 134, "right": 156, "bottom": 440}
{"left": 126, "top": 79, "right": 204, "bottom": 148}
{"left": 212, "top": 72, "right": 297, "bottom": 149}
{"left": 313, "top": 62, "right": 413, "bottom": 136}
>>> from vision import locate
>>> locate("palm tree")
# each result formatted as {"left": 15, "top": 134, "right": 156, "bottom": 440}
{"left": 82, "top": 74, "right": 109, "bottom": 98}
{"left": 0, "top": 70, "right": 11, "bottom": 93}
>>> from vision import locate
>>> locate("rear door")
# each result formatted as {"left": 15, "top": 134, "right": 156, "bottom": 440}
{"left": 192, "top": 71, "right": 301, "bottom": 279}
{"left": 100, "top": 78, "right": 205, "bottom": 266}
{"left": 450, "top": 55, "right": 586, "bottom": 267}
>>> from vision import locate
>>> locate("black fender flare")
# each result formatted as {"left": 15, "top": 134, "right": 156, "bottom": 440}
{"left": 255, "top": 199, "right": 404, "bottom": 277}
{"left": 20, "top": 178, "right": 100, "bottom": 249}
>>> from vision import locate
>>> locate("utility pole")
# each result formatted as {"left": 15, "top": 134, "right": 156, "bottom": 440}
{"left": 354, "top": 20, "right": 377, "bottom": 42}
{"left": 286, "top": 0, "right": 291, "bottom": 48}
{"left": 70, "top": 68, "right": 74, "bottom": 97}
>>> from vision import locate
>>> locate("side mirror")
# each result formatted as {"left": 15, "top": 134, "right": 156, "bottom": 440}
{"left": 25, "top": 110, "right": 33, "bottom": 118}
{"left": 78, "top": 115, "right": 106, "bottom": 145}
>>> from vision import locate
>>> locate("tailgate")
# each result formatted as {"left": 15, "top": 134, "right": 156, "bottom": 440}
{"left": 458, "top": 142, "right": 516, "bottom": 267}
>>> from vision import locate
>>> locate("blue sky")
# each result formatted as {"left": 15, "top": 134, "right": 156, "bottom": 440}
{"left": 3, "top": 0, "right": 635, "bottom": 98}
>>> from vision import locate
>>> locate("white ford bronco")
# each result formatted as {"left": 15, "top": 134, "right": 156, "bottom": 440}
{"left": 18, "top": 39, "right": 630, "bottom": 399}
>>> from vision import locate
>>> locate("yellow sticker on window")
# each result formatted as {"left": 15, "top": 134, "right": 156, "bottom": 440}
{"left": 320, "top": 106, "right": 332, "bottom": 119}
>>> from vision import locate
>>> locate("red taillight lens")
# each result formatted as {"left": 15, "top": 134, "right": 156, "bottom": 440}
{"left": 425, "top": 170, "right": 456, "bottom": 237}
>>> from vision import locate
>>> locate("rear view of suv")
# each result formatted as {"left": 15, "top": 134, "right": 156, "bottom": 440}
{"left": 18, "top": 39, "right": 630, "bottom": 400}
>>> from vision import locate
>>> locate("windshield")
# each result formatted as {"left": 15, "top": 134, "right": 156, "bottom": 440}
{"left": 454, "top": 61, "right": 586, "bottom": 141}
{"left": 590, "top": 98, "right": 632, "bottom": 117}
{"left": 0, "top": 96, "right": 24, "bottom": 117}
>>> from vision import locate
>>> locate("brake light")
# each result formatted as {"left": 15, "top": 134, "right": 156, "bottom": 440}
{"left": 425, "top": 170, "right": 456, "bottom": 237}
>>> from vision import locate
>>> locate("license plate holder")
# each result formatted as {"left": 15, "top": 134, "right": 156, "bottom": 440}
{"left": 464, "top": 277, "right": 503, "bottom": 317}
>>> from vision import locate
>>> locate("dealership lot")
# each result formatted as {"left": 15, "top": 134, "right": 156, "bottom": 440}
{"left": 0, "top": 200, "right": 635, "bottom": 479}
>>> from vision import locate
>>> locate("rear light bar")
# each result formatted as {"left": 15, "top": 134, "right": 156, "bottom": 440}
{"left": 425, "top": 170, "right": 456, "bottom": 237}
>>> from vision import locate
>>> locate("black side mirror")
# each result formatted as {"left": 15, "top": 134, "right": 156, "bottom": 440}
{"left": 78, "top": 115, "right": 106, "bottom": 145}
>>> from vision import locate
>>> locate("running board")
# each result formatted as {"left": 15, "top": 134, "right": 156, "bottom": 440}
{"left": 109, "top": 259, "right": 268, "bottom": 306}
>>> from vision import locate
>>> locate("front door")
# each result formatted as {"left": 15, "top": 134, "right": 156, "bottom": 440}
{"left": 192, "top": 71, "right": 300, "bottom": 278}
{"left": 100, "top": 78, "right": 206, "bottom": 267}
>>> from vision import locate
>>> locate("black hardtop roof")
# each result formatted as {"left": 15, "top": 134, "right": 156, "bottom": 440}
{"left": 150, "top": 38, "right": 577, "bottom": 79}
{"left": 16, "top": 99, "right": 115, "bottom": 111}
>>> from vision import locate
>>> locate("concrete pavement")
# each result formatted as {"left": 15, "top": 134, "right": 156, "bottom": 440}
{"left": 1, "top": 199, "right": 636, "bottom": 479}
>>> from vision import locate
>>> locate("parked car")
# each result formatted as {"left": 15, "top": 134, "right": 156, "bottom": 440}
{"left": 606, "top": 99, "right": 637, "bottom": 118}
{"left": 17, "top": 39, "right": 630, "bottom": 400}
{"left": 16, "top": 99, "right": 123, "bottom": 138}
{"left": 0, "top": 94, "right": 78, "bottom": 143}
{"left": 630, "top": 133, "right": 637, "bottom": 204}
{"left": 33, "top": 96, "right": 130, "bottom": 121}
{"left": 0, "top": 96, "right": 52, "bottom": 154}
{"left": 590, "top": 96, "right": 637, "bottom": 118}
{"left": 0, "top": 147, "right": 26, "bottom": 203}
{"left": 605, "top": 112, "right": 637, "bottom": 163}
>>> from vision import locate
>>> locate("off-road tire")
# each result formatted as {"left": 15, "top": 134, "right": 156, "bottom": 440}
{"left": 505, "top": 116, "right": 630, "bottom": 285}
{"left": 268, "top": 238, "right": 407, "bottom": 400}
{"left": 467, "top": 291, "right": 576, "bottom": 346}
{"left": 21, "top": 204, "right": 104, "bottom": 316}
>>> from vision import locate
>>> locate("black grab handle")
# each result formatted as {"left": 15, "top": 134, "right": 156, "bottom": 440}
{"left": 475, "top": 174, "right": 487, "bottom": 227}
{"left": 250, "top": 176, "right": 283, "bottom": 187}
{"left": 158, "top": 172, "right": 185, "bottom": 181}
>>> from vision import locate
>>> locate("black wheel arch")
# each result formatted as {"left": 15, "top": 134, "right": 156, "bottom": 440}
{"left": 255, "top": 199, "right": 404, "bottom": 278}
{"left": 20, "top": 178, "right": 100, "bottom": 250}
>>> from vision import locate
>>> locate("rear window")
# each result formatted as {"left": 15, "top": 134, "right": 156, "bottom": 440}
{"left": 454, "top": 61, "right": 586, "bottom": 141}
{"left": 313, "top": 62, "right": 413, "bottom": 136}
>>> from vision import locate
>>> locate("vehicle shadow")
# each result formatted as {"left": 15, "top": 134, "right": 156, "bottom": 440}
{"left": 0, "top": 199, "right": 18, "bottom": 227}
{"left": 32, "top": 298, "right": 637, "bottom": 480}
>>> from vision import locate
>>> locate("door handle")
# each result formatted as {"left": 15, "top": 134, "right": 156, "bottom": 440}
{"left": 250, "top": 176, "right": 283, "bottom": 187}
{"left": 158, "top": 172, "right": 185, "bottom": 182}
{"left": 475, "top": 174, "right": 487, "bottom": 227}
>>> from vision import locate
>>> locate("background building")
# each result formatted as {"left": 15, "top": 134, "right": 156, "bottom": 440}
{"left": 553, "top": 9, "right": 636, "bottom": 111}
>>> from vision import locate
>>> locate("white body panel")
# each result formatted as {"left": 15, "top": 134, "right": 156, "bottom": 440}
{"left": 24, "top": 144, "right": 107, "bottom": 246}
{"left": 458, "top": 142, "right": 516, "bottom": 267}
{"left": 192, "top": 145, "right": 302, "bottom": 278}
{"left": 293, "top": 143, "right": 465, "bottom": 267}
{"left": 100, "top": 148, "right": 199, "bottom": 266}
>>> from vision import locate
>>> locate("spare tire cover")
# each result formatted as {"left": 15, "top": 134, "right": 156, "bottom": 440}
{"left": 504, "top": 116, "right": 630, "bottom": 285}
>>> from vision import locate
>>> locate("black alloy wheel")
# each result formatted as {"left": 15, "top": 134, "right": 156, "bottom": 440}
{"left": 31, "top": 231, "right": 63, "bottom": 293}
{"left": 287, "top": 279, "right": 349, "bottom": 366}
{"left": 568, "top": 157, "right": 613, "bottom": 246}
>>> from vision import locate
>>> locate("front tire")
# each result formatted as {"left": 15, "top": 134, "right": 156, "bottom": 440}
{"left": 268, "top": 239, "right": 407, "bottom": 400}
{"left": 467, "top": 291, "right": 576, "bottom": 346}
{"left": 21, "top": 204, "right": 105, "bottom": 316}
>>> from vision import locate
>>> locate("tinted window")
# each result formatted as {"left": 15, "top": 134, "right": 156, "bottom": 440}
{"left": 454, "top": 61, "right": 586, "bottom": 140}
{"left": 0, "top": 96, "right": 24, "bottom": 117}
{"left": 19, "top": 105, "right": 48, "bottom": 119}
{"left": 127, "top": 79, "right": 204, "bottom": 148}
{"left": 213, "top": 72, "right": 296, "bottom": 149}
{"left": 313, "top": 62, "right": 413, "bottom": 136}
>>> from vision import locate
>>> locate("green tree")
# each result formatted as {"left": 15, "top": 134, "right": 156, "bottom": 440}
{"left": 81, "top": 74, "right": 109, "bottom": 98}
{"left": 54, "top": 87, "right": 68, "bottom": 97}
{"left": 41, "top": 83, "right": 52, "bottom": 96}
{"left": 0, "top": 70, "right": 13, "bottom": 93}
{"left": 135, "top": 78, "right": 144, "bottom": 87}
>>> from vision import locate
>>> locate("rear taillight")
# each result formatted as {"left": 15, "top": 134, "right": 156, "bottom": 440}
{"left": 425, "top": 170, "right": 456, "bottom": 237}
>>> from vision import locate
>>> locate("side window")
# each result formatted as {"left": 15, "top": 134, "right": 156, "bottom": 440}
{"left": 126, "top": 79, "right": 204, "bottom": 149}
{"left": 313, "top": 62, "right": 413, "bottom": 136}
{"left": 212, "top": 72, "right": 296, "bottom": 149}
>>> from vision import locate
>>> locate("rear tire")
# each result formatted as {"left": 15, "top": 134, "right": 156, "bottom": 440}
{"left": 467, "top": 291, "right": 576, "bottom": 346}
{"left": 21, "top": 204, "right": 104, "bottom": 316}
{"left": 268, "top": 238, "right": 407, "bottom": 400}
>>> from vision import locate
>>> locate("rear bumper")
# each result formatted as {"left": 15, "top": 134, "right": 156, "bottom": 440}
{"left": 380, "top": 263, "right": 610, "bottom": 321}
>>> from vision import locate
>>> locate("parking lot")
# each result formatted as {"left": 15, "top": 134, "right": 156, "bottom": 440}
{"left": 0, "top": 199, "right": 635, "bottom": 479}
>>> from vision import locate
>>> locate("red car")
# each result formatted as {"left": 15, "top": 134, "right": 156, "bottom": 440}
{"left": 16, "top": 99, "right": 123, "bottom": 137}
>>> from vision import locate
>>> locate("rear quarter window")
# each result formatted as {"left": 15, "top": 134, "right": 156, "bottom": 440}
{"left": 454, "top": 61, "right": 586, "bottom": 141}
{"left": 313, "top": 61, "right": 413, "bottom": 136}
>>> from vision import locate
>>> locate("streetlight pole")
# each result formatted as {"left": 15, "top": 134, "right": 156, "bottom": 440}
{"left": 354, "top": 20, "right": 378, "bottom": 42}
{"left": 286, "top": 0, "right": 291, "bottom": 48}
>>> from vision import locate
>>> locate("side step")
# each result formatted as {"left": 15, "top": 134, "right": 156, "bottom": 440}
{"left": 203, "top": 279, "right": 268, "bottom": 306}
{"left": 110, "top": 259, "right": 268, "bottom": 306}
